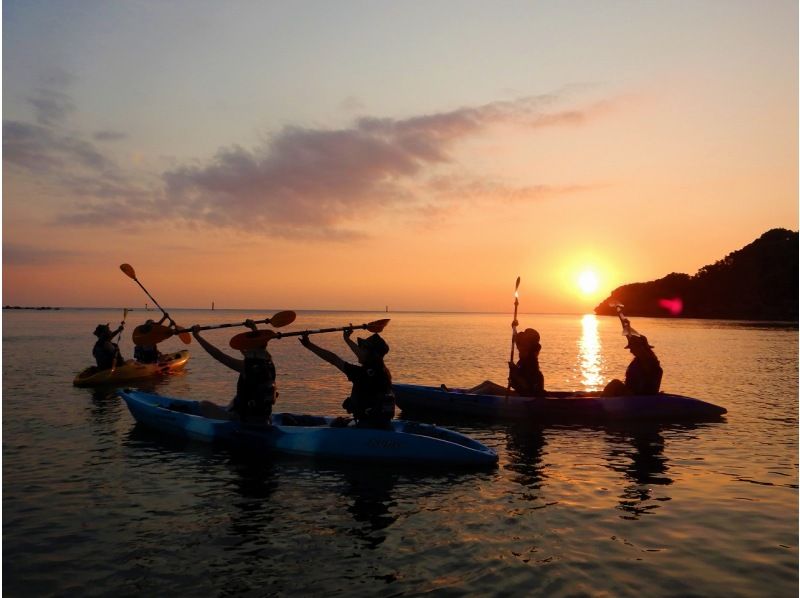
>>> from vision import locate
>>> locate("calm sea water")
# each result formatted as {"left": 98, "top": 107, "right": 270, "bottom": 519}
{"left": 3, "top": 308, "right": 798, "bottom": 597}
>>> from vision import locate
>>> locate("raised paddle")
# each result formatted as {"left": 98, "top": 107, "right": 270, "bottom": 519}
{"left": 226, "top": 318, "right": 392, "bottom": 350}
{"left": 132, "top": 310, "right": 297, "bottom": 346}
{"left": 270, "top": 318, "right": 390, "bottom": 339}
{"left": 120, "top": 263, "right": 191, "bottom": 344}
{"left": 109, "top": 308, "right": 130, "bottom": 375}
{"left": 505, "top": 277, "right": 521, "bottom": 401}
{"left": 608, "top": 300, "right": 641, "bottom": 337}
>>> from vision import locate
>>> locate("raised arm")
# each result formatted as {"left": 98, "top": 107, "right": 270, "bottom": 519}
{"left": 300, "top": 335, "right": 347, "bottom": 372}
{"left": 343, "top": 328, "right": 362, "bottom": 359}
{"left": 192, "top": 327, "right": 243, "bottom": 372}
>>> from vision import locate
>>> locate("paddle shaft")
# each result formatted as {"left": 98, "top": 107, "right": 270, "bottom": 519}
{"left": 612, "top": 302, "right": 639, "bottom": 337}
{"left": 177, "top": 317, "right": 280, "bottom": 333}
{"left": 130, "top": 277, "right": 177, "bottom": 326}
{"left": 111, "top": 308, "right": 129, "bottom": 342}
{"left": 273, "top": 322, "right": 379, "bottom": 339}
{"left": 506, "top": 277, "right": 521, "bottom": 398}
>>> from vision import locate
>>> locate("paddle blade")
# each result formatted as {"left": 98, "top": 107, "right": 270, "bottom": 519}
{"left": 229, "top": 330, "right": 278, "bottom": 351}
{"left": 120, "top": 263, "right": 137, "bottom": 280}
{"left": 365, "top": 318, "right": 391, "bottom": 333}
{"left": 178, "top": 331, "right": 192, "bottom": 344}
{"left": 132, "top": 323, "right": 173, "bottom": 346}
{"left": 269, "top": 310, "right": 296, "bottom": 328}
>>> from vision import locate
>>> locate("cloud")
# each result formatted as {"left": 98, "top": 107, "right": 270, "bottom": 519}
{"left": 28, "top": 88, "right": 75, "bottom": 127}
{"left": 93, "top": 130, "right": 128, "bottom": 142}
{"left": 3, "top": 243, "right": 83, "bottom": 266}
{"left": 4, "top": 120, "right": 113, "bottom": 173}
{"left": 338, "top": 96, "right": 366, "bottom": 113}
{"left": 7, "top": 88, "right": 623, "bottom": 239}
{"left": 151, "top": 93, "right": 610, "bottom": 236}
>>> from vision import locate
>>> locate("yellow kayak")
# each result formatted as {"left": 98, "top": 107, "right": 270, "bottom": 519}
{"left": 73, "top": 350, "right": 190, "bottom": 387}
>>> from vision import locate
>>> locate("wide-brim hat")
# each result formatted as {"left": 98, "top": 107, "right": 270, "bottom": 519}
{"left": 625, "top": 334, "right": 654, "bottom": 349}
{"left": 229, "top": 330, "right": 274, "bottom": 351}
{"left": 357, "top": 333, "right": 389, "bottom": 357}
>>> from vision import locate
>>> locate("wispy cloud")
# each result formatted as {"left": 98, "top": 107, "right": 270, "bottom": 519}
{"left": 4, "top": 120, "right": 112, "bottom": 172}
{"left": 28, "top": 87, "right": 75, "bottom": 127}
{"left": 3, "top": 243, "right": 83, "bottom": 266}
{"left": 93, "top": 130, "right": 128, "bottom": 142}
{"left": 6, "top": 87, "right": 625, "bottom": 239}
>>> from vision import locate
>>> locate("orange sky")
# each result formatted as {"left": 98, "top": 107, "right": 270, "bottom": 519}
{"left": 3, "top": 2, "right": 797, "bottom": 313}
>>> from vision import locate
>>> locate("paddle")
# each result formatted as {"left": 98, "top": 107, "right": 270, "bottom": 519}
{"left": 119, "top": 263, "right": 191, "bottom": 344}
{"left": 269, "top": 318, "right": 390, "bottom": 339}
{"left": 226, "top": 318, "right": 391, "bottom": 350}
{"left": 505, "top": 277, "right": 521, "bottom": 401}
{"left": 608, "top": 300, "right": 641, "bottom": 337}
{"left": 109, "top": 308, "right": 129, "bottom": 375}
{"left": 132, "top": 310, "right": 297, "bottom": 346}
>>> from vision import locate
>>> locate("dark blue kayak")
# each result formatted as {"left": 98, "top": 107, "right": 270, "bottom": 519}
{"left": 119, "top": 389, "right": 498, "bottom": 467}
{"left": 393, "top": 384, "right": 727, "bottom": 422}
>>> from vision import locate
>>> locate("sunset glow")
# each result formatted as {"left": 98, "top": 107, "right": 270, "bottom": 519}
{"left": 577, "top": 270, "right": 600, "bottom": 296}
{"left": 3, "top": 2, "right": 796, "bottom": 313}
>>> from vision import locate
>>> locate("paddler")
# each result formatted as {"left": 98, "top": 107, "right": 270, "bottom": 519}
{"left": 92, "top": 322, "right": 125, "bottom": 370}
{"left": 133, "top": 317, "right": 166, "bottom": 364}
{"left": 190, "top": 320, "right": 276, "bottom": 425}
{"left": 464, "top": 328, "right": 546, "bottom": 397}
{"left": 299, "top": 328, "right": 395, "bottom": 428}
{"left": 602, "top": 334, "right": 663, "bottom": 396}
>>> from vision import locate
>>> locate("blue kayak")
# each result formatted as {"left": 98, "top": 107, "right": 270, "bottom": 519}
{"left": 118, "top": 389, "right": 498, "bottom": 467}
{"left": 393, "top": 384, "right": 727, "bottom": 422}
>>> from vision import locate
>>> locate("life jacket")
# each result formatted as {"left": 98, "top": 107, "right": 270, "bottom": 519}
{"left": 93, "top": 340, "right": 122, "bottom": 370}
{"left": 511, "top": 355, "right": 545, "bottom": 397}
{"left": 625, "top": 355, "right": 663, "bottom": 395}
{"left": 344, "top": 362, "right": 395, "bottom": 427}
{"left": 232, "top": 357, "right": 276, "bottom": 424}
{"left": 134, "top": 345, "right": 160, "bottom": 364}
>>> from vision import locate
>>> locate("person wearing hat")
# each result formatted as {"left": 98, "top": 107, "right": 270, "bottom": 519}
{"left": 133, "top": 317, "right": 166, "bottom": 364}
{"left": 190, "top": 321, "right": 276, "bottom": 425}
{"left": 299, "top": 328, "right": 395, "bottom": 428}
{"left": 602, "top": 334, "right": 663, "bottom": 396}
{"left": 92, "top": 322, "right": 126, "bottom": 370}
{"left": 465, "top": 328, "right": 546, "bottom": 397}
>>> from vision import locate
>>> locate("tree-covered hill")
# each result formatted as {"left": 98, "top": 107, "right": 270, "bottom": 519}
{"left": 594, "top": 229, "right": 798, "bottom": 321}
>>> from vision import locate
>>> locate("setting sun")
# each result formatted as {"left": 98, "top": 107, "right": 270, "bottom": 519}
{"left": 577, "top": 270, "right": 600, "bottom": 295}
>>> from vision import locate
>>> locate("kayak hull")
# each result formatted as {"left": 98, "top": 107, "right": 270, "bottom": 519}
{"left": 73, "top": 350, "right": 190, "bottom": 387}
{"left": 119, "top": 389, "right": 498, "bottom": 467}
{"left": 393, "top": 383, "right": 727, "bottom": 422}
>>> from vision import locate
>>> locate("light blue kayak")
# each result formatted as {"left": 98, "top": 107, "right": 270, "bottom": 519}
{"left": 118, "top": 389, "right": 498, "bottom": 467}
{"left": 393, "top": 383, "right": 727, "bottom": 422}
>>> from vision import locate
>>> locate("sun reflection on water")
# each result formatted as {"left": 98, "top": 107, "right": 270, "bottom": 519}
{"left": 579, "top": 314, "right": 604, "bottom": 390}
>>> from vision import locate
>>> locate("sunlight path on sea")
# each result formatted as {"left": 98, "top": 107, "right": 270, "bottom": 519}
{"left": 579, "top": 314, "right": 604, "bottom": 390}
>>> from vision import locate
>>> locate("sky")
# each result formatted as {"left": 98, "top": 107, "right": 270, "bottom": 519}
{"left": 3, "top": 0, "right": 797, "bottom": 313}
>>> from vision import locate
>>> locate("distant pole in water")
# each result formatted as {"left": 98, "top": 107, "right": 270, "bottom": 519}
{"left": 212, "top": 301, "right": 215, "bottom": 311}
{"left": 385, "top": 305, "right": 389, "bottom": 313}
